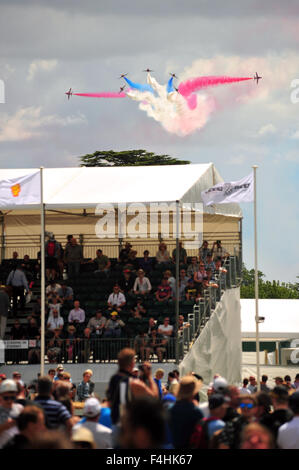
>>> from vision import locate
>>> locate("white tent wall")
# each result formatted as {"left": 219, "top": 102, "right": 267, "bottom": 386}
{"left": 179, "top": 288, "right": 242, "bottom": 385}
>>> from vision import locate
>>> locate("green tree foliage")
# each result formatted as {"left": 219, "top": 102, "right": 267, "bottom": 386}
{"left": 241, "top": 264, "right": 299, "bottom": 299}
{"left": 79, "top": 149, "right": 191, "bottom": 167}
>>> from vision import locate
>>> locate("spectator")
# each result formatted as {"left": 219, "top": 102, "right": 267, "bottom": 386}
{"left": 118, "top": 242, "right": 132, "bottom": 265}
{"left": 262, "top": 386, "right": 293, "bottom": 441}
{"left": 6, "top": 264, "right": 29, "bottom": 314}
{"left": 103, "top": 312, "right": 125, "bottom": 338}
{"left": 248, "top": 376, "right": 258, "bottom": 394}
{"left": 53, "top": 365, "right": 64, "bottom": 381}
{"left": 185, "top": 278, "right": 199, "bottom": 302}
{"left": 92, "top": 249, "right": 111, "bottom": 275}
{"left": 240, "top": 422, "right": 275, "bottom": 449}
{"left": 211, "top": 240, "right": 229, "bottom": 262}
{"left": 172, "top": 279, "right": 187, "bottom": 302}
{"left": 204, "top": 252, "right": 216, "bottom": 273}
{"left": 133, "top": 269, "right": 152, "bottom": 297}
{"left": 218, "top": 395, "right": 258, "bottom": 449}
{"left": 156, "top": 243, "right": 171, "bottom": 264}
{"left": 68, "top": 300, "right": 86, "bottom": 325}
{"left": 239, "top": 378, "right": 251, "bottom": 395}
{"left": 45, "top": 234, "right": 61, "bottom": 281}
{"left": 0, "top": 379, "right": 23, "bottom": 449}
{"left": 77, "top": 327, "right": 93, "bottom": 363}
{"left": 64, "top": 237, "right": 83, "bottom": 280}
{"left": 118, "top": 270, "right": 135, "bottom": 296}
{"left": 72, "top": 426, "right": 96, "bottom": 449}
{"left": 168, "top": 375, "right": 203, "bottom": 448}
{"left": 131, "top": 297, "right": 146, "bottom": 319}
{"left": 57, "top": 281, "right": 74, "bottom": 310}
{"left": 155, "top": 278, "right": 172, "bottom": 303}
{"left": 65, "top": 325, "right": 80, "bottom": 362}
{"left": 120, "top": 397, "right": 167, "bottom": 449}
{"left": 31, "top": 297, "right": 42, "bottom": 324}
{"left": 27, "top": 429, "right": 73, "bottom": 449}
{"left": 193, "top": 262, "right": 207, "bottom": 297}
{"left": 139, "top": 250, "right": 154, "bottom": 274}
{"left": 48, "top": 369, "right": 56, "bottom": 382}
{"left": 283, "top": 375, "right": 296, "bottom": 391}
{"left": 274, "top": 376, "right": 284, "bottom": 387}
{"left": 106, "top": 349, "right": 158, "bottom": 431}
{"left": 154, "top": 369, "right": 165, "bottom": 399}
{"left": 47, "top": 296, "right": 62, "bottom": 317}
{"left": 46, "top": 329, "right": 63, "bottom": 364}
{"left": 260, "top": 375, "right": 270, "bottom": 393}
{"left": 163, "top": 270, "right": 176, "bottom": 293}
{"left": 125, "top": 250, "right": 139, "bottom": 272}
{"left": 61, "top": 372, "right": 76, "bottom": 401}
{"left": 215, "top": 258, "right": 227, "bottom": 276}
{"left": 145, "top": 329, "right": 167, "bottom": 362}
{"left": 2, "top": 405, "right": 46, "bottom": 449}
{"left": 46, "top": 280, "right": 62, "bottom": 300}
{"left": 158, "top": 317, "right": 173, "bottom": 340}
{"left": 277, "top": 391, "right": 299, "bottom": 449}
{"left": 198, "top": 240, "right": 210, "bottom": 263}
{"left": 0, "top": 285, "right": 9, "bottom": 339}
{"left": 77, "top": 370, "right": 95, "bottom": 402}
{"left": 255, "top": 391, "right": 272, "bottom": 424}
{"left": 72, "top": 397, "right": 112, "bottom": 449}
{"left": 187, "top": 256, "right": 199, "bottom": 278}
{"left": 172, "top": 241, "right": 187, "bottom": 265}
{"left": 179, "top": 268, "right": 189, "bottom": 289}
{"left": 293, "top": 374, "right": 299, "bottom": 390}
{"left": 87, "top": 309, "right": 107, "bottom": 336}
{"left": 146, "top": 317, "right": 156, "bottom": 335}
{"left": 107, "top": 285, "right": 126, "bottom": 312}
{"left": 178, "top": 314, "right": 190, "bottom": 331}
{"left": 134, "top": 330, "right": 148, "bottom": 362}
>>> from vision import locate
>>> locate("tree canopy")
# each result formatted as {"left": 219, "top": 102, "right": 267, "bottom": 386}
{"left": 241, "top": 264, "right": 299, "bottom": 299}
{"left": 79, "top": 149, "right": 191, "bottom": 167}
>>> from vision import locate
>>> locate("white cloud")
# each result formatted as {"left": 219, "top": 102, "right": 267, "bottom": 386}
{"left": 0, "top": 106, "right": 87, "bottom": 142}
{"left": 27, "top": 59, "right": 58, "bottom": 81}
{"left": 258, "top": 123, "right": 277, "bottom": 136}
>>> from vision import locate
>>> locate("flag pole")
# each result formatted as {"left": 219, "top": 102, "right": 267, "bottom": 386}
{"left": 175, "top": 200, "right": 180, "bottom": 364}
{"left": 253, "top": 165, "right": 260, "bottom": 390}
{"left": 40, "top": 167, "right": 45, "bottom": 376}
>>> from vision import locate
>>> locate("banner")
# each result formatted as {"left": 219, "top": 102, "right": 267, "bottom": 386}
{"left": 3, "top": 340, "right": 29, "bottom": 349}
{"left": 201, "top": 172, "right": 253, "bottom": 206}
{"left": 0, "top": 171, "right": 41, "bottom": 208}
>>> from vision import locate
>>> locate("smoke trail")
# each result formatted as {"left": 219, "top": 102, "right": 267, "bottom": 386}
{"left": 178, "top": 76, "right": 253, "bottom": 97}
{"left": 74, "top": 92, "right": 126, "bottom": 98}
{"left": 123, "top": 77, "right": 154, "bottom": 94}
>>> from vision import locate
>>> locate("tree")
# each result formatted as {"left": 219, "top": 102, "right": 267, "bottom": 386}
{"left": 79, "top": 149, "right": 191, "bottom": 167}
{"left": 241, "top": 264, "right": 299, "bottom": 299}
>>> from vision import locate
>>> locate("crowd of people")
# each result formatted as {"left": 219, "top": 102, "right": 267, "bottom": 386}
{"left": 0, "top": 238, "right": 230, "bottom": 364}
{"left": 0, "top": 350, "right": 299, "bottom": 449}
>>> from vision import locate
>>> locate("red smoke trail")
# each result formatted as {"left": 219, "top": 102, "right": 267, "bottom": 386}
{"left": 73, "top": 92, "right": 127, "bottom": 98}
{"left": 178, "top": 76, "right": 253, "bottom": 97}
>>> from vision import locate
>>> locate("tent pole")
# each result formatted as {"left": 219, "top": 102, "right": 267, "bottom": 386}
{"left": 253, "top": 165, "right": 260, "bottom": 391}
{"left": 40, "top": 167, "right": 45, "bottom": 377}
{"left": 175, "top": 201, "right": 180, "bottom": 364}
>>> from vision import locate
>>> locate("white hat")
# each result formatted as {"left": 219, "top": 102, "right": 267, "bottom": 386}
{"left": 213, "top": 376, "right": 228, "bottom": 393}
{"left": 83, "top": 398, "right": 101, "bottom": 418}
{"left": 72, "top": 426, "right": 95, "bottom": 445}
{"left": 0, "top": 379, "right": 18, "bottom": 394}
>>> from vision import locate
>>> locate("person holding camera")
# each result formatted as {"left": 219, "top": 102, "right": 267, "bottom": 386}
{"left": 211, "top": 240, "right": 229, "bottom": 262}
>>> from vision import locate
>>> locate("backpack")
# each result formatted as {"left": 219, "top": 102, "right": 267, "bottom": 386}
{"left": 47, "top": 241, "right": 56, "bottom": 257}
{"left": 189, "top": 417, "right": 218, "bottom": 449}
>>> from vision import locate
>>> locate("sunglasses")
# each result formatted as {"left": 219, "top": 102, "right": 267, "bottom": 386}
{"left": 240, "top": 403, "right": 254, "bottom": 409}
{"left": 2, "top": 395, "right": 17, "bottom": 401}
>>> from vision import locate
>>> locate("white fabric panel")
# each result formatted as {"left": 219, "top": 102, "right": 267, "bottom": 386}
{"left": 241, "top": 299, "right": 299, "bottom": 338}
{"left": 0, "top": 165, "right": 242, "bottom": 218}
{"left": 179, "top": 288, "right": 242, "bottom": 385}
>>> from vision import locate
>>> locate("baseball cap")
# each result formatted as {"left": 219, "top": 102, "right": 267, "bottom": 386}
{"left": 111, "top": 311, "right": 118, "bottom": 316}
{"left": 57, "top": 364, "right": 64, "bottom": 371}
{"left": 0, "top": 374, "right": 7, "bottom": 380}
{"left": 84, "top": 398, "right": 101, "bottom": 418}
{"left": 209, "top": 393, "right": 229, "bottom": 410}
{"left": 0, "top": 379, "right": 18, "bottom": 394}
{"left": 213, "top": 376, "right": 228, "bottom": 393}
{"left": 123, "top": 269, "right": 130, "bottom": 273}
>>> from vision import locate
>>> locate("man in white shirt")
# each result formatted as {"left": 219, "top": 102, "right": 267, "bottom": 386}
{"left": 107, "top": 285, "right": 126, "bottom": 312}
{"left": 47, "top": 309, "right": 64, "bottom": 332}
{"left": 72, "top": 398, "right": 112, "bottom": 449}
{"left": 68, "top": 300, "right": 86, "bottom": 324}
{"left": 277, "top": 391, "right": 299, "bottom": 449}
{"left": 158, "top": 317, "right": 173, "bottom": 339}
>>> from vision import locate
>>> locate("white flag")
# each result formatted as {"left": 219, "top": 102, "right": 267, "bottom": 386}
{"left": 201, "top": 173, "right": 254, "bottom": 206}
{"left": 0, "top": 171, "right": 41, "bottom": 208}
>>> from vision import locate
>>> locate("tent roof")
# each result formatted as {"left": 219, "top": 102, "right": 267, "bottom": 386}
{"left": 241, "top": 299, "right": 299, "bottom": 338}
{"left": 0, "top": 164, "right": 242, "bottom": 217}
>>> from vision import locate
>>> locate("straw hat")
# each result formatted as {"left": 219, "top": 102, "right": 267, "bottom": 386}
{"left": 176, "top": 375, "right": 202, "bottom": 400}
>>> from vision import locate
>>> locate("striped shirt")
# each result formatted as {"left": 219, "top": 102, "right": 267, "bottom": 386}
{"left": 34, "top": 397, "right": 71, "bottom": 429}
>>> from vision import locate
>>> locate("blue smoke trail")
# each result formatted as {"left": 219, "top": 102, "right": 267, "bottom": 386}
{"left": 167, "top": 76, "right": 175, "bottom": 93}
{"left": 123, "top": 77, "right": 154, "bottom": 94}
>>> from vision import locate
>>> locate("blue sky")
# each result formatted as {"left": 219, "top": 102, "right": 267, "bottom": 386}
{"left": 0, "top": 0, "right": 298, "bottom": 283}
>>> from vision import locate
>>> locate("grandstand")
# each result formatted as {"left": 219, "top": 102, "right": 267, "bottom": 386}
{"left": 0, "top": 164, "right": 243, "bottom": 385}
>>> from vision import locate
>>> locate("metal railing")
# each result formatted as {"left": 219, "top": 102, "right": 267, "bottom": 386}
{"left": 2, "top": 335, "right": 185, "bottom": 365}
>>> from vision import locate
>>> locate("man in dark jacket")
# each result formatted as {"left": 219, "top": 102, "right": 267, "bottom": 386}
{"left": 0, "top": 286, "right": 9, "bottom": 339}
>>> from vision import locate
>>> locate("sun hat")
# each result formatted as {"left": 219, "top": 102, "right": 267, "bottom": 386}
{"left": 0, "top": 379, "right": 18, "bottom": 394}
{"left": 176, "top": 375, "right": 202, "bottom": 400}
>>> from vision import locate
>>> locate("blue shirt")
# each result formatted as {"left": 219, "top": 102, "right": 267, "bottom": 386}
{"left": 78, "top": 407, "right": 112, "bottom": 429}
